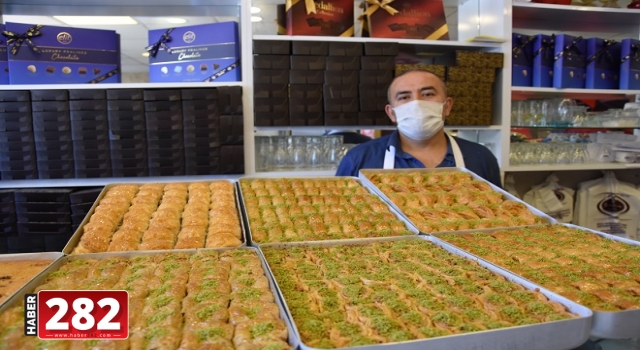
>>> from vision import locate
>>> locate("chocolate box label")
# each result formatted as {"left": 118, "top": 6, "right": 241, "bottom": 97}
{"left": 4, "top": 22, "right": 120, "bottom": 84}
{"left": 148, "top": 22, "right": 240, "bottom": 83}
{"left": 285, "top": 0, "right": 354, "bottom": 36}
{"left": 366, "top": 0, "right": 449, "bottom": 40}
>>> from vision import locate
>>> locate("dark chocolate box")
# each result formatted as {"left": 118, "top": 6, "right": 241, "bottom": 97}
{"left": 286, "top": 1, "right": 354, "bottom": 37}
{"left": 107, "top": 100, "right": 144, "bottom": 112}
{"left": 326, "top": 56, "right": 361, "bottom": 70}
{"left": 70, "top": 110, "right": 107, "bottom": 122}
{"left": 1, "top": 169, "right": 37, "bottom": 181}
{"left": 106, "top": 89, "right": 143, "bottom": 100}
{"left": 0, "top": 131, "right": 34, "bottom": 143}
{"left": 361, "top": 56, "right": 395, "bottom": 70}
{"left": 366, "top": 0, "right": 449, "bottom": 40}
{"left": 0, "top": 112, "right": 31, "bottom": 124}
{"left": 181, "top": 88, "right": 218, "bottom": 100}
{"left": 35, "top": 140, "right": 73, "bottom": 152}
{"left": 0, "top": 101, "right": 31, "bottom": 113}
{"left": 364, "top": 42, "right": 399, "bottom": 56}
{"left": 143, "top": 89, "right": 181, "bottom": 101}
{"left": 359, "top": 69, "right": 393, "bottom": 85}
{"left": 0, "top": 90, "right": 30, "bottom": 102}
{"left": 13, "top": 188, "right": 72, "bottom": 203}
{"left": 30, "top": 90, "right": 68, "bottom": 101}
{"left": 323, "top": 84, "right": 358, "bottom": 112}
{"left": 254, "top": 55, "right": 290, "bottom": 70}
{"left": 291, "top": 41, "right": 329, "bottom": 55}
{"left": 290, "top": 56, "right": 327, "bottom": 70}
{"left": 254, "top": 83, "right": 289, "bottom": 99}
{"left": 31, "top": 101, "right": 69, "bottom": 112}
{"left": 254, "top": 69, "right": 290, "bottom": 85}
{"left": 181, "top": 99, "right": 218, "bottom": 111}
{"left": 69, "top": 100, "right": 107, "bottom": 111}
{"left": 253, "top": 40, "right": 290, "bottom": 55}
{"left": 0, "top": 120, "right": 32, "bottom": 132}
{"left": 107, "top": 110, "right": 145, "bottom": 122}
{"left": 329, "top": 42, "right": 363, "bottom": 56}
{"left": 325, "top": 70, "right": 359, "bottom": 85}
{"left": 325, "top": 112, "right": 358, "bottom": 126}
{"left": 290, "top": 69, "right": 323, "bottom": 84}
{"left": 144, "top": 101, "right": 182, "bottom": 112}
{"left": 69, "top": 89, "right": 107, "bottom": 100}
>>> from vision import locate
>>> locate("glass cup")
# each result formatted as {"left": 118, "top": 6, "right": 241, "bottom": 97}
{"left": 255, "top": 136, "right": 271, "bottom": 172}
{"left": 273, "top": 136, "right": 290, "bottom": 170}
{"left": 307, "top": 136, "right": 324, "bottom": 168}
{"left": 324, "top": 135, "right": 344, "bottom": 169}
{"left": 291, "top": 136, "right": 307, "bottom": 170}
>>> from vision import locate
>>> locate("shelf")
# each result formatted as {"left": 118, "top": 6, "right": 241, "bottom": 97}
{"left": 504, "top": 163, "right": 640, "bottom": 172}
{"left": 253, "top": 35, "right": 503, "bottom": 50}
{"left": 513, "top": 2, "right": 640, "bottom": 26}
{"left": 512, "top": 87, "right": 640, "bottom": 100}
{"left": 511, "top": 126, "right": 639, "bottom": 129}
{"left": 0, "top": 82, "right": 244, "bottom": 91}
{"left": 0, "top": 175, "right": 244, "bottom": 189}
{"left": 254, "top": 125, "right": 502, "bottom": 132}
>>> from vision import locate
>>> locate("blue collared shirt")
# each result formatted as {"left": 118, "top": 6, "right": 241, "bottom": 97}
{"left": 335, "top": 130, "right": 502, "bottom": 188}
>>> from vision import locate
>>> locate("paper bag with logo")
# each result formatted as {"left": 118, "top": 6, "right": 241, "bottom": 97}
{"left": 523, "top": 174, "right": 574, "bottom": 223}
{"left": 575, "top": 172, "right": 640, "bottom": 239}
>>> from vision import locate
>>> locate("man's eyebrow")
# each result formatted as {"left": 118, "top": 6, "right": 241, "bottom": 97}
{"left": 394, "top": 86, "right": 437, "bottom": 99}
{"left": 420, "top": 86, "right": 437, "bottom": 93}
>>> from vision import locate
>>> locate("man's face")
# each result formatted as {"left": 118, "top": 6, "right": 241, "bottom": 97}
{"left": 385, "top": 71, "right": 453, "bottom": 123}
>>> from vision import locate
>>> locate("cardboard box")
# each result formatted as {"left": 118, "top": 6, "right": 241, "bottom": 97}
{"left": 148, "top": 22, "right": 240, "bottom": 83}
{"left": 324, "top": 112, "right": 358, "bottom": 126}
{"left": 585, "top": 38, "right": 621, "bottom": 90}
{"left": 254, "top": 98, "right": 289, "bottom": 127}
{"left": 533, "top": 34, "right": 555, "bottom": 88}
{"left": 107, "top": 89, "right": 143, "bottom": 100}
{"left": 286, "top": 0, "right": 354, "bottom": 37}
{"left": 512, "top": 33, "right": 534, "bottom": 87}
{"left": 69, "top": 100, "right": 107, "bottom": 111}
{"left": 366, "top": 0, "right": 448, "bottom": 40}
{"left": 5, "top": 22, "right": 120, "bottom": 84}
{"left": 358, "top": 111, "right": 392, "bottom": 125}
{"left": 290, "top": 55, "right": 327, "bottom": 70}
{"left": 323, "top": 84, "right": 358, "bottom": 112}
{"left": 290, "top": 69, "right": 324, "bottom": 84}
{"left": 361, "top": 56, "right": 395, "bottom": 70}
{"left": 182, "top": 99, "right": 217, "bottom": 111}
{"left": 255, "top": 69, "right": 290, "bottom": 84}
{"left": 0, "top": 25, "right": 8, "bottom": 84}
{"left": 325, "top": 70, "right": 359, "bottom": 85}
{"left": 144, "top": 101, "right": 182, "bottom": 112}
{"left": 107, "top": 100, "right": 144, "bottom": 112}
{"left": 292, "top": 41, "right": 329, "bottom": 55}
{"left": 254, "top": 55, "right": 290, "bottom": 70}
{"left": 0, "top": 90, "right": 29, "bottom": 102}
{"left": 143, "top": 89, "right": 181, "bottom": 101}
{"left": 364, "top": 42, "right": 399, "bottom": 56}
{"left": 326, "top": 56, "right": 361, "bottom": 70}
{"left": 70, "top": 110, "right": 107, "bottom": 122}
{"left": 448, "top": 67, "right": 495, "bottom": 83}
{"left": 219, "top": 114, "right": 243, "bottom": 145}
{"left": 359, "top": 69, "right": 392, "bottom": 85}
{"left": 254, "top": 40, "right": 290, "bottom": 55}
{"left": 31, "top": 90, "right": 68, "bottom": 101}
{"left": 217, "top": 86, "right": 243, "bottom": 115}
{"left": 395, "top": 63, "right": 444, "bottom": 79}
{"left": 328, "top": 42, "right": 363, "bottom": 56}
{"left": 290, "top": 111, "right": 324, "bottom": 126}
{"left": 553, "top": 34, "right": 587, "bottom": 89}
{"left": 254, "top": 84, "right": 289, "bottom": 99}
{"left": 0, "top": 101, "right": 30, "bottom": 113}
{"left": 69, "top": 89, "right": 106, "bottom": 100}
{"left": 620, "top": 38, "right": 640, "bottom": 90}
{"left": 290, "top": 84, "right": 323, "bottom": 99}
{"left": 359, "top": 84, "right": 388, "bottom": 112}
{"left": 181, "top": 88, "right": 218, "bottom": 100}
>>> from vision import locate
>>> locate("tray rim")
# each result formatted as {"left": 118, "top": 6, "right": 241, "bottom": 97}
{"left": 0, "top": 252, "right": 65, "bottom": 309}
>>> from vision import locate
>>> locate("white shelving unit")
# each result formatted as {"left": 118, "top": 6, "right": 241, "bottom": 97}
{"left": 506, "top": 1, "right": 640, "bottom": 193}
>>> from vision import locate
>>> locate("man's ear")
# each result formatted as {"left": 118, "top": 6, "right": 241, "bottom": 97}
{"left": 385, "top": 104, "right": 396, "bottom": 123}
{"left": 443, "top": 97, "right": 454, "bottom": 118}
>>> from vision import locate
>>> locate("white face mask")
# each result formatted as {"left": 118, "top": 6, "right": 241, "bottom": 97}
{"left": 393, "top": 100, "right": 445, "bottom": 141}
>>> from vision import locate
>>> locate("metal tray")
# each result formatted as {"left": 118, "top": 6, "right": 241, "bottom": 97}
{"left": 358, "top": 168, "right": 555, "bottom": 235}
{"left": 0, "top": 247, "right": 297, "bottom": 349}
{"left": 63, "top": 179, "right": 247, "bottom": 254}
{"left": 236, "top": 176, "right": 421, "bottom": 246}
{"left": 0, "top": 252, "right": 64, "bottom": 308}
{"left": 431, "top": 223, "right": 640, "bottom": 339}
{"left": 259, "top": 235, "right": 592, "bottom": 350}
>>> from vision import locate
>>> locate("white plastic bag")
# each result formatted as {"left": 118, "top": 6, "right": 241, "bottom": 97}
{"left": 575, "top": 172, "right": 640, "bottom": 239}
{"left": 523, "top": 174, "right": 574, "bottom": 223}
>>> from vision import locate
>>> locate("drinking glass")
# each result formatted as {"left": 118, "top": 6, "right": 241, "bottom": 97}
{"left": 291, "top": 136, "right": 307, "bottom": 169}
{"left": 570, "top": 143, "right": 589, "bottom": 164}
{"left": 324, "top": 135, "right": 343, "bottom": 168}
{"left": 555, "top": 143, "right": 572, "bottom": 164}
{"left": 255, "top": 136, "right": 271, "bottom": 172}
{"left": 273, "top": 136, "right": 289, "bottom": 170}
{"left": 307, "top": 136, "right": 323, "bottom": 168}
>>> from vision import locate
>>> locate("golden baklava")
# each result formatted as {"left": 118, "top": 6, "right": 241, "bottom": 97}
{"left": 439, "top": 225, "right": 640, "bottom": 312}
{"left": 240, "top": 178, "right": 414, "bottom": 243}
{"left": 263, "top": 239, "right": 576, "bottom": 349}
{"left": 72, "top": 181, "right": 242, "bottom": 253}
{"left": 0, "top": 250, "right": 289, "bottom": 350}
{"left": 0, "top": 260, "right": 53, "bottom": 304}
{"left": 363, "top": 170, "right": 545, "bottom": 233}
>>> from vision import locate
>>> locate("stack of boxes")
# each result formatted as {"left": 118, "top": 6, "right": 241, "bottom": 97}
{"left": 218, "top": 87, "right": 245, "bottom": 174}
{"left": 183, "top": 89, "right": 221, "bottom": 175}
{"left": 358, "top": 42, "right": 398, "bottom": 125}
{"left": 69, "top": 187, "right": 101, "bottom": 233}
{"left": 70, "top": 90, "right": 110, "bottom": 178}
{"left": 11, "top": 189, "right": 73, "bottom": 253}
{"left": 253, "top": 40, "right": 397, "bottom": 127}
{"left": 253, "top": 41, "right": 291, "bottom": 127}
{"left": 108, "top": 89, "right": 148, "bottom": 177}
{"left": 32, "top": 90, "right": 74, "bottom": 179}
{"left": 0, "top": 190, "right": 15, "bottom": 253}
{"left": 144, "top": 89, "right": 185, "bottom": 176}
{"left": 397, "top": 51, "right": 504, "bottom": 126}
{"left": 0, "top": 91, "right": 36, "bottom": 180}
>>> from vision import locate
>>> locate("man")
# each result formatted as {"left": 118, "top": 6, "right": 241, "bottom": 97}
{"left": 335, "top": 69, "right": 502, "bottom": 187}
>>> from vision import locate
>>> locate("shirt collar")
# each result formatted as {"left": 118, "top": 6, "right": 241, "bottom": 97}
{"left": 386, "top": 130, "right": 455, "bottom": 160}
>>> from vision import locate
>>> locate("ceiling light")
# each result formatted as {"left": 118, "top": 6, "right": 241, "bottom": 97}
{"left": 250, "top": 6, "right": 262, "bottom": 14}
{"left": 54, "top": 16, "right": 137, "bottom": 25}
{"left": 251, "top": 16, "right": 262, "bottom": 23}
{"left": 142, "top": 52, "right": 150, "bottom": 57}
{"left": 166, "top": 18, "right": 186, "bottom": 24}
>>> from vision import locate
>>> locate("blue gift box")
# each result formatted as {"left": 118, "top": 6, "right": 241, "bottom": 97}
{"left": 553, "top": 34, "right": 587, "bottom": 89}
{"left": 620, "top": 38, "right": 640, "bottom": 90}
{"left": 4, "top": 22, "right": 120, "bottom": 85}
{"left": 148, "top": 22, "right": 240, "bottom": 83}
{"left": 0, "top": 25, "right": 9, "bottom": 85}
{"left": 585, "top": 38, "right": 621, "bottom": 90}
{"left": 533, "top": 34, "right": 554, "bottom": 88}
{"left": 512, "top": 33, "right": 535, "bottom": 87}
